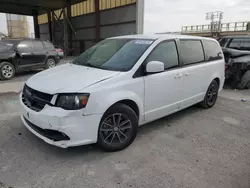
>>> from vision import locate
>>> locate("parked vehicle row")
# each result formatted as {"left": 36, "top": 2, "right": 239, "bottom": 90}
{"left": 20, "top": 34, "right": 225, "bottom": 151}
{"left": 0, "top": 39, "right": 60, "bottom": 80}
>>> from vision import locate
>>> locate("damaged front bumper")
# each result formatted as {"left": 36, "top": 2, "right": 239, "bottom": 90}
{"left": 20, "top": 93, "right": 103, "bottom": 148}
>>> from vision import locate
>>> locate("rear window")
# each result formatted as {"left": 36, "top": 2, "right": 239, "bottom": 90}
{"left": 203, "top": 40, "right": 223, "bottom": 61}
{"left": 179, "top": 40, "right": 204, "bottom": 65}
{"left": 228, "top": 38, "right": 250, "bottom": 50}
{"left": 43, "top": 41, "right": 55, "bottom": 50}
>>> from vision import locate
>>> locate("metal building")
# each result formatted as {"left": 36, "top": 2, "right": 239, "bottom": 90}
{"left": 0, "top": 0, "right": 144, "bottom": 56}
{"left": 6, "top": 14, "right": 30, "bottom": 38}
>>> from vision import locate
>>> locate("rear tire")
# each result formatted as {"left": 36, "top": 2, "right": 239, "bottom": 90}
{"left": 200, "top": 80, "right": 219, "bottom": 109}
{"left": 97, "top": 103, "right": 138, "bottom": 152}
{"left": 0, "top": 62, "right": 15, "bottom": 80}
{"left": 45, "top": 58, "right": 56, "bottom": 69}
{"left": 237, "top": 70, "right": 250, "bottom": 89}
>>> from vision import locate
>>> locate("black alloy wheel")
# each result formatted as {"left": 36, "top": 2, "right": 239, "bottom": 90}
{"left": 200, "top": 80, "right": 219, "bottom": 109}
{"left": 98, "top": 104, "right": 138, "bottom": 152}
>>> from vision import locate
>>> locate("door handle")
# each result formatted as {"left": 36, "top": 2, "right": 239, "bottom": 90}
{"left": 174, "top": 74, "right": 183, "bottom": 79}
{"left": 184, "top": 72, "right": 192, "bottom": 76}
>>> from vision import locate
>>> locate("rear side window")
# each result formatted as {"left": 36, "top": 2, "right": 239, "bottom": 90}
{"left": 219, "top": 38, "right": 227, "bottom": 47}
{"left": 17, "top": 40, "right": 32, "bottom": 53}
{"left": 203, "top": 40, "right": 223, "bottom": 61}
{"left": 32, "top": 41, "right": 44, "bottom": 51}
{"left": 43, "top": 41, "right": 54, "bottom": 50}
{"left": 146, "top": 41, "right": 179, "bottom": 69}
{"left": 179, "top": 40, "right": 204, "bottom": 65}
{"left": 228, "top": 38, "right": 250, "bottom": 50}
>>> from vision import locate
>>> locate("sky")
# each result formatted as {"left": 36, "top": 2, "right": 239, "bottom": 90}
{"left": 144, "top": 0, "right": 250, "bottom": 33}
{"left": 0, "top": 0, "right": 250, "bottom": 35}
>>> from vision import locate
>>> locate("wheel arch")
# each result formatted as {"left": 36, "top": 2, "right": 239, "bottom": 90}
{"left": 107, "top": 99, "right": 140, "bottom": 118}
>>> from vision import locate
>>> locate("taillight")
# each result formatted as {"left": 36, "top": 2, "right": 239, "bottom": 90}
{"left": 55, "top": 49, "right": 63, "bottom": 52}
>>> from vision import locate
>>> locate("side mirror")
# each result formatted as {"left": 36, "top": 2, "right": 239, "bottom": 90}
{"left": 146, "top": 61, "right": 164, "bottom": 73}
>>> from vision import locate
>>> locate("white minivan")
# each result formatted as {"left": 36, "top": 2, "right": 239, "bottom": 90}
{"left": 20, "top": 35, "right": 225, "bottom": 151}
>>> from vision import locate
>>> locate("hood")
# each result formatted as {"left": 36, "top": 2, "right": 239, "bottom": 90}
{"left": 26, "top": 63, "right": 120, "bottom": 94}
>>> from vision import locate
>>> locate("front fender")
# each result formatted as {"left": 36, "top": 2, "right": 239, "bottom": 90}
{"left": 86, "top": 90, "right": 144, "bottom": 119}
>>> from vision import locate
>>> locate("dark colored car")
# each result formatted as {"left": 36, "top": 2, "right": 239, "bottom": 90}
{"left": 219, "top": 36, "right": 250, "bottom": 51}
{"left": 0, "top": 39, "right": 60, "bottom": 80}
{"left": 221, "top": 36, "right": 250, "bottom": 89}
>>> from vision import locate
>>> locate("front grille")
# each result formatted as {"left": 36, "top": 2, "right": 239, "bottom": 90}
{"left": 22, "top": 85, "right": 53, "bottom": 112}
{"left": 23, "top": 116, "right": 70, "bottom": 141}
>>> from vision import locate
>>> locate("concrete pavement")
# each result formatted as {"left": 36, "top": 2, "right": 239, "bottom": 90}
{"left": 0, "top": 90, "right": 250, "bottom": 188}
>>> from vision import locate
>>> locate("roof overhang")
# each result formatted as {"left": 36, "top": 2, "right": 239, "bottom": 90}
{"left": 0, "top": 0, "right": 85, "bottom": 15}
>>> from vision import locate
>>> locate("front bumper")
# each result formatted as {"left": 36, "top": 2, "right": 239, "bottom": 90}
{"left": 20, "top": 93, "right": 103, "bottom": 148}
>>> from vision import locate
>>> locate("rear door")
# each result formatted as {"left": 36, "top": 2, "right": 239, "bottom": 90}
{"left": 31, "top": 40, "right": 47, "bottom": 64}
{"left": 178, "top": 39, "right": 224, "bottom": 109}
{"left": 17, "top": 40, "right": 34, "bottom": 67}
{"left": 177, "top": 39, "right": 207, "bottom": 109}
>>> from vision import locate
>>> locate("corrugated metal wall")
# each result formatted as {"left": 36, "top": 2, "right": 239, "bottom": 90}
{"left": 38, "top": 0, "right": 136, "bottom": 24}
{"left": 38, "top": 0, "right": 137, "bottom": 55}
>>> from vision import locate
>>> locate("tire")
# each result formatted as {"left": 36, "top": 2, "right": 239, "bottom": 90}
{"left": 97, "top": 103, "right": 138, "bottom": 152}
{"left": 0, "top": 62, "right": 15, "bottom": 80}
{"left": 200, "top": 80, "right": 219, "bottom": 109}
{"left": 45, "top": 58, "right": 56, "bottom": 69}
{"left": 237, "top": 70, "right": 250, "bottom": 90}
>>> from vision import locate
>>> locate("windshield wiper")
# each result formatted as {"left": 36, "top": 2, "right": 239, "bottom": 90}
{"left": 85, "top": 63, "right": 101, "bottom": 69}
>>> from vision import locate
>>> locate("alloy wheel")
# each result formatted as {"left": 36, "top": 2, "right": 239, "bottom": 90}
{"left": 1, "top": 65, "right": 13, "bottom": 79}
{"left": 99, "top": 113, "right": 132, "bottom": 145}
{"left": 47, "top": 59, "right": 56, "bottom": 68}
{"left": 207, "top": 83, "right": 218, "bottom": 106}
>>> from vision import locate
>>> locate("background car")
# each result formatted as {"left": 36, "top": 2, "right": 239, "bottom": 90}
{"left": 220, "top": 36, "right": 250, "bottom": 89}
{"left": 0, "top": 39, "right": 60, "bottom": 80}
{"left": 54, "top": 45, "right": 64, "bottom": 58}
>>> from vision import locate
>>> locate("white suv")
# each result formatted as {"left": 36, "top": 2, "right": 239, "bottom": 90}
{"left": 20, "top": 35, "right": 225, "bottom": 151}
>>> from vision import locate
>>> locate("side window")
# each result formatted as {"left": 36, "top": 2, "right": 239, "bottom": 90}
{"left": 146, "top": 41, "right": 179, "bottom": 69}
{"left": 179, "top": 40, "right": 204, "bottom": 65}
{"left": 43, "top": 41, "right": 54, "bottom": 50}
{"left": 203, "top": 40, "right": 223, "bottom": 61}
{"left": 219, "top": 38, "right": 227, "bottom": 47}
{"left": 228, "top": 38, "right": 250, "bottom": 50}
{"left": 17, "top": 40, "right": 32, "bottom": 53}
{"left": 32, "top": 41, "right": 44, "bottom": 51}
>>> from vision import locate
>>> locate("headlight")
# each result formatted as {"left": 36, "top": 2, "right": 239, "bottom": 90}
{"left": 56, "top": 93, "right": 90, "bottom": 110}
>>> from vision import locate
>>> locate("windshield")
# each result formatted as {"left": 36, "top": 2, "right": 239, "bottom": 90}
{"left": 72, "top": 38, "right": 153, "bottom": 71}
{"left": 0, "top": 41, "right": 16, "bottom": 52}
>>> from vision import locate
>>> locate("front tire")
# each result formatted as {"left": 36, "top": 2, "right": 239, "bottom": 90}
{"left": 200, "top": 80, "right": 219, "bottom": 109}
{"left": 0, "top": 62, "right": 15, "bottom": 80}
{"left": 97, "top": 103, "right": 138, "bottom": 152}
{"left": 45, "top": 58, "right": 56, "bottom": 69}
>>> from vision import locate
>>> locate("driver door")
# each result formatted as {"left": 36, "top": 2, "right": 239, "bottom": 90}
{"left": 144, "top": 40, "right": 183, "bottom": 122}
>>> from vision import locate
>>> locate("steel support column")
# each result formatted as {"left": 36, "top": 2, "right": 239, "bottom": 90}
{"left": 67, "top": 1, "right": 72, "bottom": 55}
{"left": 47, "top": 12, "right": 52, "bottom": 41}
{"left": 33, "top": 15, "right": 40, "bottom": 39}
{"left": 52, "top": 11, "right": 56, "bottom": 44}
{"left": 95, "top": 0, "right": 100, "bottom": 42}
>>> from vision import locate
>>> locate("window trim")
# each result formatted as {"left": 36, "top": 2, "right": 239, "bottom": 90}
{"left": 133, "top": 39, "right": 181, "bottom": 78}
{"left": 177, "top": 39, "right": 205, "bottom": 67}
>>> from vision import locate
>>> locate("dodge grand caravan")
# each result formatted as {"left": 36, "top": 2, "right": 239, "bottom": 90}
{"left": 20, "top": 35, "right": 225, "bottom": 151}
